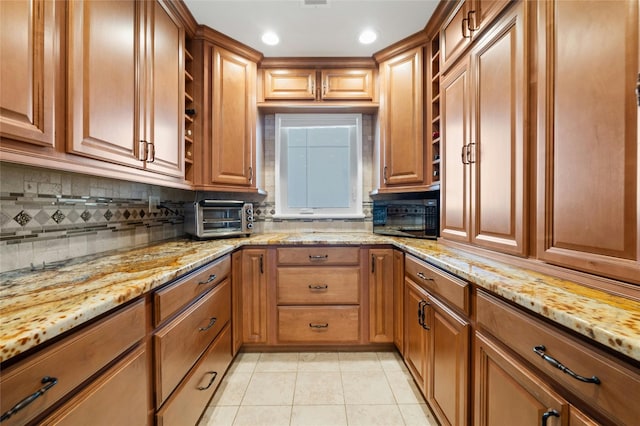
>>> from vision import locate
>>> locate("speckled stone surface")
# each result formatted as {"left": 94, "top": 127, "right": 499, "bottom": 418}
{"left": 1, "top": 233, "right": 639, "bottom": 363}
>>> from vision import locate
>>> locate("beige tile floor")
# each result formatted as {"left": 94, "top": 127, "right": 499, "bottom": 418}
{"left": 198, "top": 351, "right": 439, "bottom": 426}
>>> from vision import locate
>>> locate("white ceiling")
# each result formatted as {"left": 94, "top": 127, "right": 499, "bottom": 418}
{"left": 183, "top": 0, "right": 440, "bottom": 57}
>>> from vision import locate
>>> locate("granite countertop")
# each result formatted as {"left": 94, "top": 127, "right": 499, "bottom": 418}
{"left": 1, "top": 233, "right": 639, "bottom": 364}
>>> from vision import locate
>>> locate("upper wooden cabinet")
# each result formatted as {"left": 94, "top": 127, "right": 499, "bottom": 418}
{"left": 0, "top": 0, "right": 57, "bottom": 148}
{"left": 261, "top": 68, "right": 375, "bottom": 102}
{"left": 535, "top": 0, "right": 640, "bottom": 284}
{"left": 441, "top": 1, "right": 527, "bottom": 256}
{"left": 67, "top": 0, "right": 184, "bottom": 178}
{"left": 441, "top": 0, "right": 511, "bottom": 71}
{"left": 378, "top": 46, "right": 428, "bottom": 190}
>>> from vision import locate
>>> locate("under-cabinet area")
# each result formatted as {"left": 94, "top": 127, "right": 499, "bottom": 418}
{"left": 1, "top": 237, "right": 638, "bottom": 426}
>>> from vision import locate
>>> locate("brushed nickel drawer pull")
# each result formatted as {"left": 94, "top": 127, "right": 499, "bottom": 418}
{"left": 198, "top": 274, "right": 217, "bottom": 285}
{"left": 308, "top": 284, "right": 328, "bottom": 290}
{"left": 309, "top": 255, "right": 329, "bottom": 260}
{"left": 533, "top": 345, "right": 601, "bottom": 384}
{"left": 1, "top": 376, "right": 58, "bottom": 422}
{"left": 199, "top": 317, "right": 217, "bottom": 332}
{"left": 309, "top": 323, "right": 329, "bottom": 329}
{"left": 197, "top": 371, "right": 218, "bottom": 390}
{"left": 416, "top": 272, "right": 434, "bottom": 281}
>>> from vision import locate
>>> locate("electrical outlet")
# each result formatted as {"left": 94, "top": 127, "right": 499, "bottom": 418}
{"left": 148, "top": 196, "right": 160, "bottom": 213}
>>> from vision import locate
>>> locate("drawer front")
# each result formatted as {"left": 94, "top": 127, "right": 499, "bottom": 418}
{"left": 277, "top": 247, "right": 360, "bottom": 266}
{"left": 154, "top": 255, "right": 231, "bottom": 326}
{"left": 405, "top": 254, "right": 469, "bottom": 314}
{"left": 277, "top": 267, "right": 360, "bottom": 304}
{"left": 154, "top": 279, "right": 231, "bottom": 405}
{"left": 0, "top": 300, "right": 145, "bottom": 426}
{"left": 41, "top": 345, "right": 148, "bottom": 426}
{"left": 477, "top": 291, "right": 640, "bottom": 426}
{"left": 157, "top": 325, "right": 232, "bottom": 426}
{"left": 277, "top": 306, "right": 360, "bottom": 343}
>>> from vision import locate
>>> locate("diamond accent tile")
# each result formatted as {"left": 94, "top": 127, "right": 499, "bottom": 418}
{"left": 104, "top": 210, "right": 113, "bottom": 221}
{"left": 123, "top": 210, "right": 131, "bottom": 219}
{"left": 13, "top": 210, "right": 32, "bottom": 226}
{"left": 114, "top": 210, "right": 122, "bottom": 220}
{"left": 80, "top": 210, "right": 92, "bottom": 222}
{"left": 139, "top": 209, "right": 145, "bottom": 218}
{"left": 131, "top": 210, "right": 139, "bottom": 219}
{"left": 51, "top": 210, "right": 66, "bottom": 224}
{"left": 67, "top": 210, "right": 80, "bottom": 223}
{"left": 0, "top": 211, "right": 11, "bottom": 226}
{"left": 35, "top": 210, "right": 51, "bottom": 225}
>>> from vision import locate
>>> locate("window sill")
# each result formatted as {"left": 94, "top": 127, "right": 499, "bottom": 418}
{"left": 273, "top": 213, "right": 366, "bottom": 220}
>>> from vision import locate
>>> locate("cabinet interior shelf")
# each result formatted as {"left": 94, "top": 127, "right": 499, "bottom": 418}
{"left": 185, "top": 70, "right": 194, "bottom": 82}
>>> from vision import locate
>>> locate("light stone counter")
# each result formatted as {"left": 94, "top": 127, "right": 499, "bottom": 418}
{"left": 1, "top": 233, "right": 638, "bottom": 363}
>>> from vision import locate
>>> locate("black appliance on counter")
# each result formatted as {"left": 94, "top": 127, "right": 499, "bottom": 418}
{"left": 372, "top": 193, "right": 439, "bottom": 240}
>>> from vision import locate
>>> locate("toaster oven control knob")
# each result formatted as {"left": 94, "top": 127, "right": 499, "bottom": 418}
{"left": 247, "top": 222, "right": 253, "bottom": 229}
{"left": 247, "top": 216, "right": 254, "bottom": 223}
{"left": 246, "top": 208, "right": 253, "bottom": 215}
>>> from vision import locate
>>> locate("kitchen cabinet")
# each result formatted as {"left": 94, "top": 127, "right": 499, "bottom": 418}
{"left": 377, "top": 46, "right": 429, "bottom": 190}
{"left": 275, "top": 247, "right": 362, "bottom": 344}
{"left": 476, "top": 290, "right": 640, "bottom": 426}
{"left": 67, "top": 0, "right": 185, "bottom": 178}
{"left": 535, "top": 0, "right": 640, "bottom": 284}
{"left": 262, "top": 68, "right": 374, "bottom": 101}
{"left": 0, "top": 0, "right": 57, "bottom": 148}
{"left": 441, "top": 0, "right": 527, "bottom": 256}
{"left": 404, "top": 255, "right": 470, "bottom": 426}
{"left": 0, "top": 300, "right": 147, "bottom": 426}
{"left": 441, "top": 0, "right": 511, "bottom": 72}
{"left": 368, "top": 248, "right": 394, "bottom": 343}
{"left": 393, "top": 250, "right": 405, "bottom": 353}
{"left": 241, "top": 248, "right": 269, "bottom": 344}
{"left": 200, "top": 43, "right": 258, "bottom": 190}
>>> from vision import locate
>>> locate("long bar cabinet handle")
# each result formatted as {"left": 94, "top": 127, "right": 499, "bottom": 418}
{"left": 0, "top": 376, "right": 58, "bottom": 422}
{"left": 461, "top": 144, "right": 469, "bottom": 165}
{"left": 462, "top": 17, "right": 470, "bottom": 38}
{"left": 533, "top": 345, "right": 601, "bottom": 384}
{"left": 467, "top": 10, "right": 478, "bottom": 31}
{"left": 541, "top": 409, "right": 560, "bottom": 426}
{"left": 197, "top": 371, "right": 218, "bottom": 390}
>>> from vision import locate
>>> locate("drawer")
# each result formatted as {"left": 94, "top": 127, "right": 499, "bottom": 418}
{"left": 277, "top": 267, "right": 360, "bottom": 305}
{"left": 0, "top": 300, "right": 145, "bottom": 426}
{"left": 477, "top": 291, "right": 640, "bottom": 426}
{"left": 277, "top": 247, "right": 360, "bottom": 266}
{"left": 277, "top": 306, "right": 360, "bottom": 343}
{"left": 157, "top": 325, "right": 232, "bottom": 426}
{"left": 154, "top": 255, "right": 231, "bottom": 326}
{"left": 405, "top": 254, "right": 469, "bottom": 314}
{"left": 41, "top": 345, "right": 148, "bottom": 426}
{"left": 154, "top": 279, "right": 230, "bottom": 405}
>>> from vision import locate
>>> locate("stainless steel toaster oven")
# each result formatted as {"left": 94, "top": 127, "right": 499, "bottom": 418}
{"left": 185, "top": 200, "right": 254, "bottom": 239}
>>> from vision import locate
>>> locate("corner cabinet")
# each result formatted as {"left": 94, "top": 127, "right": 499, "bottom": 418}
{"left": 441, "top": 0, "right": 527, "bottom": 256}
{"left": 67, "top": 0, "right": 185, "bottom": 178}
{"left": 535, "top": 0, "right": 640, "bottom": 284}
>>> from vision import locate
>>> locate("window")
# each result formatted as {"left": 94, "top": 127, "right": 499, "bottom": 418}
{"left": 275, "top": 113, "right": 363, "bottom": 218}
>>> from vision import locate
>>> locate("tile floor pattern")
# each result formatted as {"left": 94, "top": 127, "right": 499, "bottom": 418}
{"left": 198, "top": 351, "right": 439, "bottom": 426}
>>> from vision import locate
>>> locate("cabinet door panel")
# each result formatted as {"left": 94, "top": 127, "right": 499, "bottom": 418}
{"left": 368, "top": 249, "right": 394, "bottom": 343}
{"left": 403, "top": 278, "right": 428, "bottom": 393}
{"left": 441, "top": 59, "right": 470, "bottom": 241}
{"left": 0, "top": 0, "right": 55, "bottom": 147}
{"left": 242, "top": 249, "right": 268, "bottom": 343}
{"left": 536, "top": 0, "right": 639, "bottom": 283}
{"left": 471, "top": 2, "right": 526, "bottom": 255}
{"left": 321, "top": 69, "right": 374, "bottom": 100}
{"left": 441, "top": 1, "right": 472, "bottom": 72}
{"left": 209, "top": 46, "right": 256, "bottom": 187}
{"left": 67, "top": 0, "right": 141, "bottom": 167}
{"left": 145, "top": 0, "right": 184, "bottom": 177}
{"left": 263, "top": 69, "right": 316, "bottom": 100}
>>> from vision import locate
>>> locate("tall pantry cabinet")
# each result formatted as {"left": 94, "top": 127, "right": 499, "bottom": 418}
{"left": 441, "top": 0, "right": 527, "bottom": 256}
{"left": 535, "top": 0, "right": 640, "bottom": 285}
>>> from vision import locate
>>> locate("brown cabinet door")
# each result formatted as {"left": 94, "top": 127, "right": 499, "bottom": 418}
{"left": 67, "top": 0, "right": 142, "bottom": 168}
{"left": 241, "top": 249, "right": 268, "bottom": 343}
{"left": 379, "top": 46, "right": 426, "bottom": 188}
{"left": 475, "top": 332, "right": 568, "bottom": 426}
{"left": 144, "top": 0, "right": 184, "bottom": 178}
{"left": 441, "top": 1, "right": 473, "bottom": 72}
{"left": 427, "top": 296, "right": 470, "bottom": 426}
{"left": 368, "top": 249, "right": 394, "bottom": 343}
{"left": 403, "top": 278, "right": 429, "bottom": 394}
{"left": 320, "top": 69, "right": 374, "bottom": 100}
{"left": 0, "top": 0, "right": 56, "bottom": 147}
{"left": 393, "top": 250, "right": 404, "bottom": 353}
{"left": 441, "top": 57, "right": 471, "bottom": 242}
{"left": 469, "top": 1, "right": 527, "bottom": 256}
{"left": 208, "top": 45, "right": 256, "bottom": 187}
{"left": 536, "top": 0, "right": 640, "bottom": 284}
{"left": 263, "top": 69, "right": 316, "bottom": 100}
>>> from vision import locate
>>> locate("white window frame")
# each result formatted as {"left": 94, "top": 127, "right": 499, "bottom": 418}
{"left": 274, "top": 113, "right": 364, "bottom": 219}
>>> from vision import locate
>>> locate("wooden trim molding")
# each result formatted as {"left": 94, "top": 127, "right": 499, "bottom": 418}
{"left": 195, "top": 25, "right": 263, "bottom": 63}
{"left": 259, "top": 57, "right": 377, "bottom": 69}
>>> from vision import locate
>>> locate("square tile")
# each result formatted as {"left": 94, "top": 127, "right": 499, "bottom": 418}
{"left": 210, "top": 372, "right": 252, "bottom": 406}
{"left": 345, "top": 404, "right": 405, "bottom": 426}
{"left": 198, "top": 405, "right": 238, "bottom": 426}
{"left": 338, "top": 352, "right": 382, "bottom": 372}
{"left": 341, "top": 371, "right": 396, "bottom": 405}
{"left": 298, "top": 352, "right": 340, "bottom": 372}
{"left": 294, "top": 371, "right": 344, "bottom": 405}
{"left": 242, "top": 372, "right": 296, "bottom": 405}
{"left": 384, "top": 370, "right": 425, "bottom": 404}
{"left": 255, "top": 352, "right": 299, "bottom": 372}
{"left": 398, "top": 404, "right": 439, "bottom": 426}
{"left": 228, "top": 352, "right": 260, "bottom": 374}
{"left": 232, "top": 406, "right": 291, "bottom": 426}
{"left": 377, "top": 351, "right": 408, "bottom": 372}
{"left": 291, "top": 405, "right": 347, "bottom": 426}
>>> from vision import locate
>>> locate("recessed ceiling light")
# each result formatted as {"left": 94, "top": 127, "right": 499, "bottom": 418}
{"left": 261, "top": 31, "right": 280, "bottom": 46}
{"left": 359, "top": 29, "right": 377, "bottom": 45}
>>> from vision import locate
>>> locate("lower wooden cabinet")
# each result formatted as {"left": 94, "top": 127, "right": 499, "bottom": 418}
{"left": 277, "top": 306, "right": 360, "bottom": 343}
{"left": 368, "top": 248, "right": 395, "bottom": 343}
{"left": 241, "top": 248, "right": 269, "bottom": 344}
